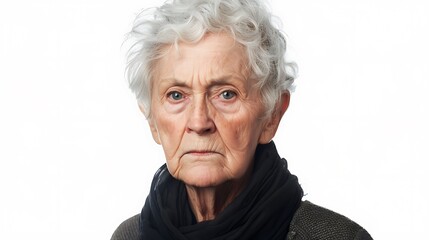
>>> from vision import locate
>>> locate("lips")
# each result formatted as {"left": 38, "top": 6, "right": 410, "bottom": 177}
{"left": 182, "top": 150, "right": 222, "bottom": 157}
{"left": 186, "top": 150, "right": 217, "bottom": 155}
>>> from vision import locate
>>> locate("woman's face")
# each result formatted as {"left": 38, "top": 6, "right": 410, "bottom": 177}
{"left": 147, "top": 33, "right": 278, "bottom": 187}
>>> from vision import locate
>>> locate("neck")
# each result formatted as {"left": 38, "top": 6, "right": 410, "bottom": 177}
{"left": 185, "top": 175, "right": 251, "bottom": 222}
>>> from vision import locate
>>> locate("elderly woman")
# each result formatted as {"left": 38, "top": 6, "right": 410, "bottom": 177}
{"left": 112, "top": 0, "right": 372, "bottom": 239}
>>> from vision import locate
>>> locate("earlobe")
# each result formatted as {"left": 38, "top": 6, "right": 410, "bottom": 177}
{"left": 258, "top": 92, "right": 290, "bottom": 144}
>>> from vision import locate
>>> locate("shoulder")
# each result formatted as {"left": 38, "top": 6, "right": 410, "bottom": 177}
{"left": 109, "top": 202, "right": 372, "bottom": 240}
{"left": 287, "top": 201, "right": 372, "bottom": 240}
{"left": 110, "top": 214, "right": 141, "bottom": 240}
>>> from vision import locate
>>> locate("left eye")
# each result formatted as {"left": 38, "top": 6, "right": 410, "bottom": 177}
{"left": 220, "top": 90, "right": 236, "bottom": 100}
{"left": 167, "top": 91, "right": 183, "bottom": 101}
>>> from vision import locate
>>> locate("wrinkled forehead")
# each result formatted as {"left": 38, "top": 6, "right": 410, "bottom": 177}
{"left": 159, "top": 32, "right": 246, "bottom": 63}
{"left": 152, "top": 32, "right": 253, "bottom": 85}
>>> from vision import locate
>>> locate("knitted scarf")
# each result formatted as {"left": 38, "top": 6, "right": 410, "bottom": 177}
{"left": 140, "top": 141, "right": 303, "bottom": 240}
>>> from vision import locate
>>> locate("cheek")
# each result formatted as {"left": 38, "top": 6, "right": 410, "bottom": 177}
{"left": 156, "top": 118, "right": 182, "bottom": 174}
{"left": 158, "top": 118, "right": 177, "bottom": 137}
{"left": 217, "top": 111, "right": 263, "bottom": 151}
{"left": 154, "top": 111, "right": 186, "bottom": 157}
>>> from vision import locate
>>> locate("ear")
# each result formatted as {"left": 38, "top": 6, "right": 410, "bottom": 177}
{"left": 258, "top": 92, "right": 290, "bottom": 144}
{"left": 138, "top": 103, "right": 161, "bottom": 145}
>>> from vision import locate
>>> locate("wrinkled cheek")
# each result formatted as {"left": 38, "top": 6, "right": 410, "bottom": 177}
{"left": 159, "top": 129, "right": 180, "bottom": 177}
{"left": 221, "top": 120, "right": 252, "bottom": 152}
{"left": 240, "top": 125, "right": 264, "bottom": 156}
{"left": 155, "top": 118, "right": 176, "bottom": 152}
{"left": 160, "top": 120, "right": 177, "bottom": 139}
{"left": 155, "top": 111, "right": 181, "bottom": 140}
{"left": 161, "top": 117, "right": 189, "bottom": 168}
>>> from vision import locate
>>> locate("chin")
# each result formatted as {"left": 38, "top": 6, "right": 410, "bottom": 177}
{"left": 178, "top": 166, "right": 230, "bottom": 188}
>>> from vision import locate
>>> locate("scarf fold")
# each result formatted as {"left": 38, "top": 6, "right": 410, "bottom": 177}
{"left": 140, "top": 141, "right": 303, "bottom": 240}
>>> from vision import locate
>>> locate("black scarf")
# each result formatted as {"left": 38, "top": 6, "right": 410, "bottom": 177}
{"left": 140, "top": 141, "right": 303, "bottom": 240}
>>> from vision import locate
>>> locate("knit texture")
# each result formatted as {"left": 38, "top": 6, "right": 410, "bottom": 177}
{"left": 287, "top": 201, "right": 372, "bottom": 240}
{"left": 111, "top": 214, "right": 140, "bottom": 240}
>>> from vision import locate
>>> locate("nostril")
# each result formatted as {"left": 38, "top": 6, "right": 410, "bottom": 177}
{"left": 186, "top": 120, "right": 216, "bottom": 134}
{"left": 203, "top": 122, "right": 216, "bottom": 134}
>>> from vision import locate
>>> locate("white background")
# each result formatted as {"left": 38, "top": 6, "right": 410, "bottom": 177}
{"left": 0, "top": 0, "right": 428, "bottom": 239}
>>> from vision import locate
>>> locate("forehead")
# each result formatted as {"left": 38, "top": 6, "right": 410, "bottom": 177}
{"left": 154, "top": 33, "right": 250, "bottom": 83}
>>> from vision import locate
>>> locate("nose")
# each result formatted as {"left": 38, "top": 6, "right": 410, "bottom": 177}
{"left": 186, "top": 96, "right": 216, "bottom": 135}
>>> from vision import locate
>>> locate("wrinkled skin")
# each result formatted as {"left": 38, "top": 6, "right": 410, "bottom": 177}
{"left": 142, "top": 33, "right": 289, "bottom": 221}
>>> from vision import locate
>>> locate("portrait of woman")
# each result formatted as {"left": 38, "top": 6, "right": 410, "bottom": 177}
{"left": 2, "top": 0, "right": 428, "bottom": 239}
{"left": 111, "top": 0, "right": 372, "bottom": 239}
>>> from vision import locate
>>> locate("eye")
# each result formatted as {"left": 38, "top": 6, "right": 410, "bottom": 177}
{"left": 167, "top": 91, "right": 184, "bottom": 101}
{"left": 220, "top": 90, "right": 236, "bottom": 100}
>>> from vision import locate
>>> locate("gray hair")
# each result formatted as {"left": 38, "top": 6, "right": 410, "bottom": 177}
{"left": 125, "top": 0, "right": 296, "bottom": 118}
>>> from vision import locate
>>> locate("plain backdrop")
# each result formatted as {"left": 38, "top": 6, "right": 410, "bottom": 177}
{"left": 1, "top": 0, "right": 428, "bottom": 239}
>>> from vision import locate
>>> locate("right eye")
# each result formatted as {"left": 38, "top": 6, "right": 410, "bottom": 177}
{"left": 167, "top": 91, "right": 183, "bottom": 101}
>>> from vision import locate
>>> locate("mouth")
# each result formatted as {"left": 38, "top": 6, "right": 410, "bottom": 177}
{"left": 185, "top": 150, "right": 219, "bottom": 156}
